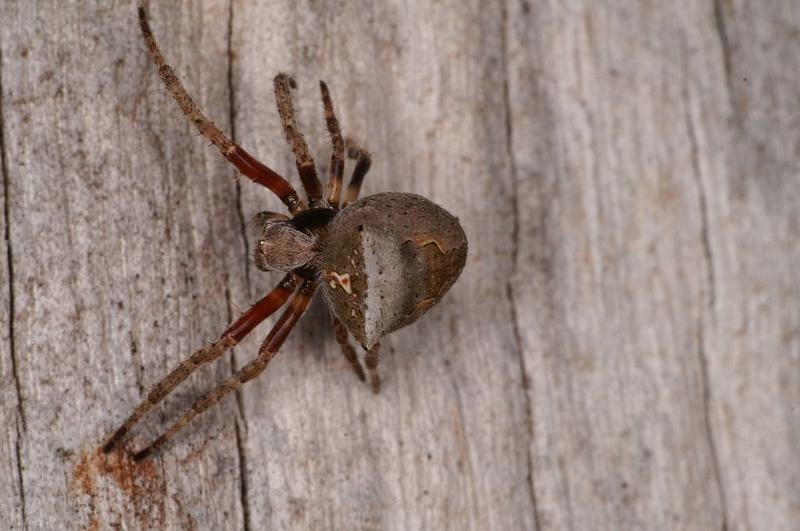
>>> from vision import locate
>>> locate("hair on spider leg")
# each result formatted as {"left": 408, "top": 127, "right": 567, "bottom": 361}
{"left": 228, "top": 299, "right": 247, "bottom": 318}
{"left": 104, "top": 6, "right": 467, "bottom": 459}
{"left": 345, "top": 137, "right": 371, "bottom": 159}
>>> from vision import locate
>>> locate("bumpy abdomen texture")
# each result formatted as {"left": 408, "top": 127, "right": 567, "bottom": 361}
{"left": 321, "top": 193, "right": 467, "bottom": 349}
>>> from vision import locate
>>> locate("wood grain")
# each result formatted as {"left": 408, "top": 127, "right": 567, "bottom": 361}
{"left": 0, "top": 1, "right": 797, "bottom": 530}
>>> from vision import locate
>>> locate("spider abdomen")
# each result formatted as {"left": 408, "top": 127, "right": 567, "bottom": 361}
{"left": 321, "top": 193, "right": 467, "bottom": 349}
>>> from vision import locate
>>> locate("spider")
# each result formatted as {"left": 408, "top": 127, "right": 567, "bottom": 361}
{"left": 103, "top": 7, "right": 467, "bottom": 461}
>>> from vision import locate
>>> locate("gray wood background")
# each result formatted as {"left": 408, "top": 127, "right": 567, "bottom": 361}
{"left": 1, "top": 1, "right": 798, "bottom": 530}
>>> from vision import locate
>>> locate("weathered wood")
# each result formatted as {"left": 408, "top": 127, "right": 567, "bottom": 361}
{"left": 2, "top": 2, "right": 248, "bottom": 529}
{"left": 0, "top": 1, "right": 797, "bottom": 530}
{"left": 508, "top": 2, "right": 800, "bottom": 529}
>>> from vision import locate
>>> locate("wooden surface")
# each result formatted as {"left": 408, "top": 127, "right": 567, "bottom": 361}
{"left": 1, "top": 1, "right": 798, "bottom": 529}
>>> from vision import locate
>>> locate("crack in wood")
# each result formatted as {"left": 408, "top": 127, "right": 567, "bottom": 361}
{"left": 500, "top": 2, "right": 541, "bottom": 530}
{"left": 0, "top": 42, "right": 23, "bottom": 429}
{"left": 695, "top": 325, "right": 728, "bottom": 531}
{"left": 227, "top": 4, "right": 252, "bottom": 530}
{"left": 14, "top": 421, "right": 27, "bottom": 531}
{"left": 681, "top": 41, "right": 729, "bottom": 531}
{"left": 1, "top": 37, "right": 28, "bottom": 531}
{"left": 235, "top": 421, "right": 252, "bottom": 531}
{"left": 227, "top": 1, "right": 252, "bottom": 295}
{"left": 713, "top": 0, "right": 733, "bottom": 95}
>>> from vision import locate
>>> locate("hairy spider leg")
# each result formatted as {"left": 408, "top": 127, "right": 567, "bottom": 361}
{"left": 274, "top": 74, "right": 324, "bottom": 206}
{"left": 365, "top": 343, "right": 382, "bottom": 394}
{"left": 138, "top": 8, "right": 304, "bottom": 215}
{"left": 332, "top": 317, "right": 366, "bottom": 382}
{"left": 319, "top": 81, "right": 345, "bottom": 208}
{"left": 102, "top": 273, "right": 299, "bottom": 453}
{"left": 134, "top": 280, "right": 318, "bottom": 460}
{"left": 343, "top": 138, "right": 372, "bottom": 206}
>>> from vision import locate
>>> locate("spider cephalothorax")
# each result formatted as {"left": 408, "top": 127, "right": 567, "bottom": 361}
{"left": 102, "top": 7, "right": 466, "bottom": 460}
{"left": 254, "top": 216, "right": 321, "bottom": 272}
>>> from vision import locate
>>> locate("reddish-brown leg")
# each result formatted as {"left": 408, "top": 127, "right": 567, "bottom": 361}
{"left": 102, "top": 273, "right": 299, "bottom": 453}
{"left": 365, "top": 343, "right": 381, "bottom": 393}
{"left": 343, "top": 138, "right": 373, "bottom": 206}
{"left": 274, "top": 74, "right": 323, "bottom": 206}
{"left": 138, "top": 8, "right": 304, "bottom": 214}
{"left": 134, "top": 280, "right": 318, "bottom": 460}
{"left": 319, "top": 81, "right": 345, "bottom": 208}
{"left": 332, "top": 317, "right": 366, "bottom": 382}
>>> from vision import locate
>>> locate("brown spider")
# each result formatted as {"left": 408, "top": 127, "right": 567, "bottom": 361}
{"left": 103, "top": 7, "right": 467, "bottom": 460}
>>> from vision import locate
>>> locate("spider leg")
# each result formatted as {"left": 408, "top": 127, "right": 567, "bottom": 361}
{"left": 138, "top": 8, "right": 304, "bottom": 215}
{"left": 102, "top": 273, "right": 298, "bottom": 453}
{"left": 365, "top": 343, "right": 382, "bottom": 394}
{"left": 332, "top": 317, "right": 366, "bottom": 383}
{"left": 343, "top": 138, "right": 372, "bottom": 206}
{"left": 274, "top": 74, "right": 323, "bottom": 206}
{"left": 133, "top": 280, "right": 318, "bottom": 460}
{"left": 319, "top": 81, "right": 345, "bottom": 208}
